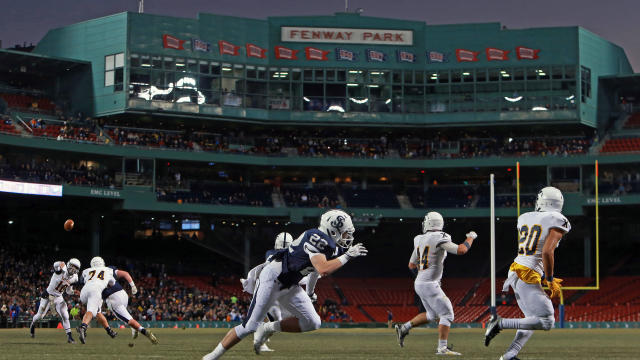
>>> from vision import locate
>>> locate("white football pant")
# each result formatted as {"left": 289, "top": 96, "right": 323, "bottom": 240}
{"left": 414, "top": 280, "right": 455, "bottom": 327}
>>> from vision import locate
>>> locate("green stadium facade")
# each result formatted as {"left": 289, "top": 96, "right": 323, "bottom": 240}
{"left": 0, "top": 11, "right": 638, "bottom": 225}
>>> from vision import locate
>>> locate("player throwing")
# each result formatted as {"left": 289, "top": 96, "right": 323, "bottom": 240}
{"left": 484, "top": 187, "right": 570, "bottom": 360}
{"left": 76, "top": 256, "right": 116, "bottom": 344}
{"left": 394, "top": 212, "right": 477, "bottom": 355}
{"left": 203, "top": 210, "right": 367, "bottom": 360}
{"left": 94, "top": 265, "right": 158, "bottom": 344}
{"left": 30, "top": 258, "right": 81, "bottom": 343}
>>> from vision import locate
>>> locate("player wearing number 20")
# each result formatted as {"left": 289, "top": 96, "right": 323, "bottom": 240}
{"left": 395, "top": 212, "right": 477, "bottom": 356}
{"left": 203, "top": 209, "right": 368, "bottom": 360}
{"left": 485, "top": 186, "right": 571, "bottom": 360}
{"left": 30, "top": 258, "right": 81, "bottom": 343}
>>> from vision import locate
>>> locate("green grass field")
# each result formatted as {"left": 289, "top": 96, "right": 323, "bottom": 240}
{"left": 1, "top": 327, "right": 639, "bottom": 359}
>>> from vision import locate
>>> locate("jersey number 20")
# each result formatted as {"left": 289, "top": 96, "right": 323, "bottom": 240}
{"left": 518, "top": 225, "right": 542, "bottom": 256}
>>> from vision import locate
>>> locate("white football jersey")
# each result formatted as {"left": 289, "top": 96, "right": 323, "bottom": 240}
{"left": 46, "top": 261, "right": 78, "bottom": 297}
{"left": 410, "top": 231, "right": 453, "bottom": 282}
{"left": 81, "top": 266, "right": 116, "bottom": 291}
{"left": 514, "top": 211, "right": 571, "bottom": 275}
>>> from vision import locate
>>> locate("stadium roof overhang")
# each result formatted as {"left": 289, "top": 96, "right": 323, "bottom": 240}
{"left": 0, "top": 49, "right": 89, "bottom": 77}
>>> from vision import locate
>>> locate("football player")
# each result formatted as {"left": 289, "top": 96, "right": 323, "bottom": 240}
{"left": 484, "top": 187, "right": 570, "bottom": 360}
{"left": 30, "top": 258, "right": 81, "bottom": 343}
{"left": 94, "top": 265, "right": 158, "bottom": 344}
{"left": 76, "top": 256, "right": 116, "bottom": 344}
{"left": 203, "top": 210, "right": 367, "bottom": 360}
{"left": 394, "top": 212, "right": 477, "bottom": 355}
{"left": 252, "top": 232, "right": 293, "bottom": 353}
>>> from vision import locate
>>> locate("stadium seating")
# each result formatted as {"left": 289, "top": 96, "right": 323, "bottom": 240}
{"left": 0, "top": 93, "right": 56, "bottom": 113}
{"left": 342, "top": 185, "right": 399, "bottom": 208}
{"left": 623, "top": 112, "right": 640, "bottom": 129}
{"left": 600, "top": 137, "right": 640, "bottom": 153}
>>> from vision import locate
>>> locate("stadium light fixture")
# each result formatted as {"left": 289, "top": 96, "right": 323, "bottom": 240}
{"left": 222, "top": 67, "right": 232, "bottom": 71}
{"left": 462, "top": 72, "right": 470, "bottom": 76}
{"left": 504, "top": 95, "right": 523, "bottom": 102}
{"left": 303, "top": 97, "right": 311, "bottom": 102}
{"left": 370, "top": 71, "right": 382, "bottom": 75}
{"left": 350, "top": 97, "right": 368, "bottom": 104}
{"left": 385, "top": 99, "right": 391, "bottom": 104}
{"left": 7, "top": 220, "right": 13, "bottom": 225}
{"left": 566, "top": 95, "right": 575, "bottom": 100}
{"left": 346, "top": 83, "right": 359, "bottom": 87}
{"left": 367, "top": 84, "right": 379, "bottom": 88}
{"left": 327, "top": 105, "right": 345, "bottom": 112}
{"left": 532, "top": 106, "right": 548, "bottom": 111}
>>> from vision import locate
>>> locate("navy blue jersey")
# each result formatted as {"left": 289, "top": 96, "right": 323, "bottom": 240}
{"left": 265, "top": 249, "right": 278, "bottom": 261}
{"left": 275, "top": 229, "right": 341, "bottom": 288}
{"left": 101, "top": 266, "right": 123, "bottom": 299}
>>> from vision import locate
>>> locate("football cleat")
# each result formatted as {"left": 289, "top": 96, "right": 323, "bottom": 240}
{"left": 76, "top": 325, "right": 87, "bottom": 344}
{"left": 253, "top": 323, "right": 275, "bottom": 354}
{"left": 436, "top": 345, "right": 461, "bottom": 356}
{"left": 30, "top": 324, "right": 35, "bottom": 338}
{"left": 484, "top": 315, "right": 502, "bottom": 347}
{"left": 67, "top": 334, "right": 76, "bottom": 344}
{"left": 106, "top": 328, "right": 118, "bottom": 339}
{"left": 132, "top": 328, "right": 139, "bottom": 339}
{"left": 144, "top": 330, "right": 159, "bottom": 344}
{"left": 499, "top": 356, "right": 521, "bottom": 360}
{"left": 259, "top": 343, "right": 274, "bottom": 352}
{"left": 395, "top": 324, "right": 408, "bottom": 347}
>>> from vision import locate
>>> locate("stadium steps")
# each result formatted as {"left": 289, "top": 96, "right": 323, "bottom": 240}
{"left": 396, "top": 194, "right": 413, "bottom": 209}
{"left": 96, "top": 123, "right": 114, "bottom": 144}
{"left": 357, "top": 306, "right": 376, "bottom": 322}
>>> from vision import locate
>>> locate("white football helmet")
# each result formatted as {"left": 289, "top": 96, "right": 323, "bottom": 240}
{"left": 318, "top": 209, "right": 355, "bottom": 248}
{"left": 535, "top": 186, "right": 564, "bottom": 212}
{"left": 274, "top": 232, "right": 293, "bottom": 249}
{"left": 90, "top": 256, "right": 105, "bottom": 268}
{"left": 422, "top": 211, "right": 444, "bottom": 233}
{"left": 67, "top": 258, "right": 81, "bottom": 275}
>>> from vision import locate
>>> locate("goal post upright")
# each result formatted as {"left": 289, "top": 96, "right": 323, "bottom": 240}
{"left": 490, "top": 173, "right": 496, "bottom": 317}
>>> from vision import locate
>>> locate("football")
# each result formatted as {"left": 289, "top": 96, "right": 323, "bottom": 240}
{"left": 64, "top": 219, "right": 74, "bottom": 232}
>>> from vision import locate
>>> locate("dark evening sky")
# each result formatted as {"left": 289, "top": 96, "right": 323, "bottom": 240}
{"left": 0, "top": 0, "right": 637, "bottom": 71}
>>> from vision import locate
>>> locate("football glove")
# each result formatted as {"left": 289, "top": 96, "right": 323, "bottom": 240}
{"left": 345, "top": 243, "right": 368, "bottom": 259}
{"left": 130, "top": 283, "right": 138, "bottom": 295}
{"left": 543, "top": 277, "right": 563, "bottom": 299}
{"left": 309, "top": 293, "right": 318, "bottom": 303}
{"left": 466, "top": 231, "right": 478, "bottom": 240}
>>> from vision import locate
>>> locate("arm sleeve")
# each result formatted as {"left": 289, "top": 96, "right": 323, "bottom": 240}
{"left": 440, "top": 241, "right": 459, "bottom": 254}
{"left": 305, "top": 271, "right": 320, "bottom": 296}
{"left": 409, "top": 247, "right": 419, "bottom": 264}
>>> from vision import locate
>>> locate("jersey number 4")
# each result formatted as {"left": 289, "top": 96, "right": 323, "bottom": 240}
{"left": 88, "top": 270, "right": 105, "bottom": 281}
{"left": 518, "top": 224, "right": 542, "bottom": 256}
{"left": 419, "top": 246, "right": 430, "bottom": 270}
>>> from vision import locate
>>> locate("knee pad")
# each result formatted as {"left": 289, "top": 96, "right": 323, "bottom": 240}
{"left": 234, "top": 321, "right": 259, "bottom": 339}
{"left": 539, "top": 315, "right": 554, "bottom": 331}
{"left": 299, "top": 313, "right": 322, "bottom": 332}
{"left": 438, "top": 311, "right": 454, "bottom": 327}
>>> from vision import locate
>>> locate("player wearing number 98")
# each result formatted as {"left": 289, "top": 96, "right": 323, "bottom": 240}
{"left": 30, "top": 258, "right": 81, "bottom": 343}
{"left": 395, "top": 211, "right": 477, "bottom": 356}
{"left": 76, "top": 256, "right": 116, "bottom": 344}
{"left": 485, "top": 186, "right": 571, "bottom": 360}
{"left": 203, "top": 209, "right": 368, "bottom": 360}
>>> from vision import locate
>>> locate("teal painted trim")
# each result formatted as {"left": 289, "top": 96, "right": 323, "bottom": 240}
{"left": 67, "top": 320, "right": 640, "bottom": 329}
{"left": 1, "top": 133, "right": 638, "bottom": 169}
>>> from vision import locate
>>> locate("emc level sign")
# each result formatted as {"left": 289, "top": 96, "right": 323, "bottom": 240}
{"left": 281, "top": 27, "right": 413, "bottom": 45}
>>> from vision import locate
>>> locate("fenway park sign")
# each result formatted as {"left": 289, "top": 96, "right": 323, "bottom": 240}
{"left": 281, "top": 26, "right": 413, "bottom": 45}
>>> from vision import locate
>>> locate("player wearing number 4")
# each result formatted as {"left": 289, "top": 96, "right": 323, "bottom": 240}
{"left": 203, "top": 210, "right": 367, "bottom": 360}
{"left": 485, "top": 187, "right": 571, "bottom": 360}
{"left": 30, "top": 258, "right": 81, "bottom": 343}
{"left": 395, "top": 211, "right": 477, "bottom": 356}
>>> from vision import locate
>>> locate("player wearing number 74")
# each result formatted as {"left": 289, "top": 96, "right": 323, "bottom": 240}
{"left": 203, "top": 209, "right": 368, "bottom": 360}
{"left": 395, "top": 211, "right": 477, "bottom": 356}
{"left": 484, "top": 186, "right": 571, "bottom": 360}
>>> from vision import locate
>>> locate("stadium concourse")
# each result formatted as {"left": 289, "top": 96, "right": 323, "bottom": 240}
{"left": 1, "top": 8, "right": 640, "bottom": 348}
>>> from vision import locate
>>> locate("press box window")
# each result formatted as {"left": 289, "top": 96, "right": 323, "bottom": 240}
{"left": 105, "top": 53, "right": 125, "bottom": 91}
{"left": 580, "top": 66, "right": 591, "bottom": 103}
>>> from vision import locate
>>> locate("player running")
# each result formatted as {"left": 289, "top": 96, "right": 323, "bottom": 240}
{"left": 203, "top": 210, "right": 367, "bottom": 360}
{"left": 394, "top": 212, "right": 477, "bottom": 355}
{"left": 484, "top": 187, "right": 570, "bottom": 360}
{"left": 94, "top": 265, "right": 158, "bottom": 344}
{"left": 76, "top": 256, "right": 116, "bottom": 344}
{"left": 250, "top": 232, "right": 293, "bottom": 353}
{"left": 30, "top": 258, "right": 81, "bottom": 343}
